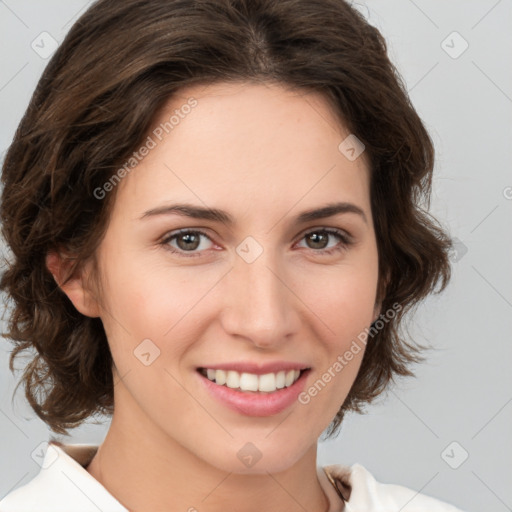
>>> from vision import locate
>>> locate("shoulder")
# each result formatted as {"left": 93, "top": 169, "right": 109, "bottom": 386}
{"left": 0, "top": 442, "right": 127, "bottom": 512}
{"left": 323, "top": 462, "right": 466, "bottom": 512}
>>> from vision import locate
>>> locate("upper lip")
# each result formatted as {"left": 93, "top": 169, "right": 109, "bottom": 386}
{"left": 197, "top": 361, "right": 311, "bottom": 375}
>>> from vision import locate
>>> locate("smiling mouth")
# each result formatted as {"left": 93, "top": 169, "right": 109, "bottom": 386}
{"left": 197, "top": 367, "right": 310, "bottom": 394}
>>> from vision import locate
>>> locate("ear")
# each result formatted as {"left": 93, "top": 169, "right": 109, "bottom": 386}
{"left": 372, "top": 303, "right": 381, "bottom": 324}
{"left": 46, "top": 250, "right": 101, "bottom": 318}
{"left": 372, "top": 269, "right": 391, "bottom": 323}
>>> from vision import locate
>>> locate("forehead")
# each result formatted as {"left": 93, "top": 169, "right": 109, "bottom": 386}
{"left": 115, "top": 81, "right": 371, "bottom": 222}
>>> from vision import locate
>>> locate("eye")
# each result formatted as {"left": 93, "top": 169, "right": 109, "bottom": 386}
{"left": 161, "top": 227, "right": 353, "bottom": 258}
{"left": 161, "top": 229, "right": 214, "bottom": 258}
{"left": 296, "top": 228, "right": 353, "bottom": 255}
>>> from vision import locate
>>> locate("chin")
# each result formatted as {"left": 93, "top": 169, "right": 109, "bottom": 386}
{"left": 198, "top": 435, "right": 316, "bottom": 475}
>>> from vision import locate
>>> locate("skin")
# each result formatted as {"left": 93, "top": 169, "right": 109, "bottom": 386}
{"left": 48, "top": 81, "right": 381, "bottom": 512}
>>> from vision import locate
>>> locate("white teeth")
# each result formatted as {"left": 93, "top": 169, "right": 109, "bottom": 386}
{"left": 275, "top": 371, "right": 286, "bottom": 389}
{"left": 226, "top": 370, "right": 239, "bottom": 389}
{"left": 285, "top": 369, "right": 296, "bottom": 387}
{"left": 201, "top": 368, "right": 304, "bottom": 392}
{"left": 258, "top": 373, "right": 276, "bottom": 392}
{"left": 240, "top": 372, "right": 259, "bottom": 391}
{"left": 215, "top": 369, "right": 226, "bottom": 385}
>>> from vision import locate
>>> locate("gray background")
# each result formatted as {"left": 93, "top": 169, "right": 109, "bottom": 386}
{"left": 1, "top": 1, "right": 511, "bottom": 511}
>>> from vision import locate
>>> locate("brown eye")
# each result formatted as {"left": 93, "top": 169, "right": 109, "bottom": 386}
{"left": 175, "top": 232, "right": 201, "bottom": 251}
{"left": 305, "top": 231, "right": 330, "bottom": 249}
{"left": 298, "top": 228, "right": 352, "bottom": 255}
{"left": 162, "top": 229, "right": 214, "bottom": 257}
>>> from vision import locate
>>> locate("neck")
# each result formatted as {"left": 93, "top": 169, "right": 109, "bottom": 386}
{"left": 86, "top": 383, "right": 332, "bottom": 512}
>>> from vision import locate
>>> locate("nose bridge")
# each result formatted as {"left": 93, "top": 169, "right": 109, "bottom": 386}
{"left": 221, "top": 242, "right": 297, "bottom": 347}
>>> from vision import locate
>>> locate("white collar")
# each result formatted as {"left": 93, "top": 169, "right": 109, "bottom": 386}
{"left": 0, "top": 441, "right": 463, "bottom": 511}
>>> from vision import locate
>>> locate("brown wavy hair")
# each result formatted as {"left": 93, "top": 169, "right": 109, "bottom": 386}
{"left": 0, "top": 0, "right": 452, "bottom": 437}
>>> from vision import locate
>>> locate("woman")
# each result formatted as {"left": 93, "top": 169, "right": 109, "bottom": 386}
{"left": 0, "top": 0, "right": 465, "bottom": 510}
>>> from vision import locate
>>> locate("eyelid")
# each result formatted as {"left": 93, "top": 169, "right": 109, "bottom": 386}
{"left": 299, "top": 225, "right": 353, "bottom": 242}
{"left": 160, "top": 228, "right": 217, "bottom": 255}
{"left": 295, "top": 226, "right": 354, "bottom": 254}
{"left": 161, "top": 226, "right": 354, "bottom": 257}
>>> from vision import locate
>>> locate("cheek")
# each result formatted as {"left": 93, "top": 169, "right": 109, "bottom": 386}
{"left": 98, "top": 250, "right": 178, "bottom": 329}
{"left": 298, "top": 281, "right": 372, "bottom": 417}
{"left": 97, "top": 254, "right": 217, "bottom": 374}
{"left": 294, "top": 261, "right": 379, "bottom": 341}
{"left": 290, "top": 261, "right": 377, "bottom": 404}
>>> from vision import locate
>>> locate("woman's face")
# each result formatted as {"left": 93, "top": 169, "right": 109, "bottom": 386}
{"left": 86, "top": 81, "right": 380, "bottom": 473}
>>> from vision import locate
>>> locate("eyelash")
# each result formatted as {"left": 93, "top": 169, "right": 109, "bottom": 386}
{"left": 160, "top": 227, "right": 353, "bottom": 258}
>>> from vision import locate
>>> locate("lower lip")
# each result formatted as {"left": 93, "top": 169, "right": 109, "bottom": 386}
{"left": 197, "top": 369, "right": 311, "bottom": 417}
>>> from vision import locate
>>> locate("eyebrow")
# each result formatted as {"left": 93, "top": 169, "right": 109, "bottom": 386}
{"left": 140, "top": 201, "right": 368, "bottom": 225}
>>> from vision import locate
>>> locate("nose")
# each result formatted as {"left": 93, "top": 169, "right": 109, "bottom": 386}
{"left": 219, "top": 248, "right": 300, "bottom": 350}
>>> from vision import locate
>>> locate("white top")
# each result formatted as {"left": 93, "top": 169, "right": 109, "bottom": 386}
{"left": 0, "top": 442, "right": 465, "bottom": 511}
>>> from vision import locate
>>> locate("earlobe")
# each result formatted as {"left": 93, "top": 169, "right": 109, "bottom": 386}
{"left": 372, "top": 303, "right": 381, "bottom": 325}
{"left": 372, "top": 269, "right": 391, "bottom": 323}
{"left": 46, "top": 251, "right": 101, "bottom": 318}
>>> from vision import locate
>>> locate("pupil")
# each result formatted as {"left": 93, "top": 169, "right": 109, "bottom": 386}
{"left": 176, "top": 232, "right": 328, "bottom": 251}
{"left": 308, "top": 232, "right": 327, "bottom": 249}
{"left": 178, "top": 233, "right": 199, "bottom": 250}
